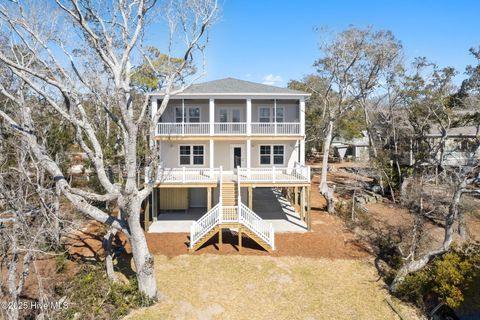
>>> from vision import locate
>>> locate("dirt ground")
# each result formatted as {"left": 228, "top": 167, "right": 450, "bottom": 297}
{"left": 145, "top": 174, "right": 368, "bottom": 259}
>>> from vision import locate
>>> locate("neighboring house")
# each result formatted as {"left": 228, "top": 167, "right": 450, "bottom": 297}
{"left": 331, "top": 131, "right": 370, "bottom": 162}
{"left": 426, "top": 125, "right": 480, "bottom": 166}
{"left": 145, "top": 78, "right": 312, "bottom": 252}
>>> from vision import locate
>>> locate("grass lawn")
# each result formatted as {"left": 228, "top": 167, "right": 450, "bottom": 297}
{"left": 126, "top": 254, "right": 421, "bottom": 320}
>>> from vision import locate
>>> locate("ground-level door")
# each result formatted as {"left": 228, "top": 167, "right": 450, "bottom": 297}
{"left": 230, "top": 144, "right": 245, "bottom": 170}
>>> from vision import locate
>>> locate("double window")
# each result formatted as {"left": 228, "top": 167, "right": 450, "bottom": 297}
{"left": 258, "top": 106, "right": 284, "bottom": 122}
{"left": 175, "top": 107, "right": 200, "bottom": 123}
{"left": 179, "top": 145, "right": 204, "bottom": 165}
{"left": 259, "top": 145, "right": 284, "bottom": 165}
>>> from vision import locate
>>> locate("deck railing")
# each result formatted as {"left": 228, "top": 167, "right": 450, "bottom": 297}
{"left": 156, "top": 167, "right": 219, "bottom": 184}
{"left": 156, "top": 122, "right": 301, "bottom": 136}
{"left": 237, "top": 163, "right": 310, "bottom": 183}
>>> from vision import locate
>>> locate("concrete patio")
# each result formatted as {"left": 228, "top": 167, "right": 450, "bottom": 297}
{"left": 148, "top": 188, "right": 307, "bottom": 233}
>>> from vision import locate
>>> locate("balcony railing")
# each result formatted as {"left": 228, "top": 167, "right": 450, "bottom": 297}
{"left": 145, "top": 164, "right": 310, "bottom": 185}
{"left": 156, "top": 122, "right": 301, "bottom": 137}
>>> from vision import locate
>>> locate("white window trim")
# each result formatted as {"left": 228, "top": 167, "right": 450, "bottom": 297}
{"left": 178, "top": 144, "right": 206, "bottom": 166}
{"left": 258, "top": 144, "right": 285, "bottom": 166}
{"left": 175, "top": 106, "right": 201, "bottom": 123}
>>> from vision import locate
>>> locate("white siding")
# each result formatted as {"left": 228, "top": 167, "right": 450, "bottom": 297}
{"left": 159, "top": 140, "right": 209, "bottom": 168}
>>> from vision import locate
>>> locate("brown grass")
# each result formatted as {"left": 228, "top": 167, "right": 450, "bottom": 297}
{"left": 126, "top": 254, "right": 422, "bottom": 320}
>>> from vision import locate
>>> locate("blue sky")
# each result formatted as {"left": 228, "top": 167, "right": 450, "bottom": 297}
{"left": 195, "top": 0, "right": 479, "bottom": 87}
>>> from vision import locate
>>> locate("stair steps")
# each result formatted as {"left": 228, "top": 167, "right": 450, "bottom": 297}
{"left": 221, "top": 182, "right": 237, "bottom": 206}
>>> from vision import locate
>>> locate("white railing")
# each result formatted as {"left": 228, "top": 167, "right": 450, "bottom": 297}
{"left": 190, "top": 203, "right": 220, "bottom": 249}
{"left": 239, "top": 203, "right": 275, "bottom": 250}
{"left": 237, "top": 164, "right": 310, "bottom": 183}
{"left": 214, "top": 122, "right": 247, "bottom": 135}
{"left": 251, "top": 122, "right": 300, "bottom": 135}
{"left": 222, "top": 206, "right": 238, "bottom": 222}
{"left": 156, "top": 122, "right": 301, "bottom": 136}
{"left": 156, "top": 167, "right": 219, "bottom": 184}
{"left": 156, "top": 122, "right": 210, "bottom": 136}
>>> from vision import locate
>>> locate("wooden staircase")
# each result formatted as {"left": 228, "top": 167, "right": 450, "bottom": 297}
{"left": 221, "top": 182, "right": 237, "bottom": 206}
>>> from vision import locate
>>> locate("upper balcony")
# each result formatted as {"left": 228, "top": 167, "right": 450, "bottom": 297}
{"left": 156, "top": 122, "right": 301, "bottom": 137}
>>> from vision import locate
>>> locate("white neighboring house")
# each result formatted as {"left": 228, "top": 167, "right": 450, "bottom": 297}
{"left": 146, "top": 78, "right": 312, "bottom": 252}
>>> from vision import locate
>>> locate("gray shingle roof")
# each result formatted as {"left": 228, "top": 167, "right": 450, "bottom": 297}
{"left": 152, "top": 78, "right": 309, "bottom": 96}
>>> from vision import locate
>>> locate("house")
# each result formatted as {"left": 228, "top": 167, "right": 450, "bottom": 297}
{"left": 331, "top": 130, "right": 370, "bottom": 162}
{"left": 426, "top": 125, "right": 480, "bottom": 166}
{"left": 144, "top": 78, "right": 312, "bottom": 252}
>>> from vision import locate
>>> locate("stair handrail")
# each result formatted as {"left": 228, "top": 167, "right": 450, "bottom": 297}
{"left": 237, "top": 165, "right": 242, "bottom": 223}
{"left": 219, "top": 165, "right": 223, "bottom": 222}
{"left": 190, "top": 203, "right": 221, "bottom": 249}
{"left": 239, "top": 203, "right": 275, "bottom": 250}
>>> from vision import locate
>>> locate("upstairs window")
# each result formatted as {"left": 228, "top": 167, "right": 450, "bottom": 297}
{"left": 273, "top": 145, "right": 284, "bottom": 164}
{"left": 259, "top": 107, "right": 270, "bottom": 123}
{"left": 175, "top": 107, "right": 200, "bottom": 122}
{"left": 188, "top": 107, "right": 200, "bottom": 122}
{"left": 275, "top": 107, "right": 284, "bottom": 123}
{"left": 193, "top": 146, "right": 204, "bottom": 165}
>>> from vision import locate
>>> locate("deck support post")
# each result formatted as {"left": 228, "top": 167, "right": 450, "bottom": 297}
{"left": 238, "top": 229, "right": 242, "bottom": 251}
{"left": 248, "top": 186, "right": 253, "bottom": 209}
{"left": 152, "top": 188, "right": 158, "bottom": 222}
{"left": 307, "top": 186, "right": 312, "bottom": 231}
{"left": 207, "top": 187, "right": 212, "bottom": 211}
{"left": 218, "top": 227, "right": 222, "bottom": 248}
{"left": 294, "top": 186, "right": 298, "bottom": 207}
{"left": 300, "top": 187, "right": 305, "bottom": 221}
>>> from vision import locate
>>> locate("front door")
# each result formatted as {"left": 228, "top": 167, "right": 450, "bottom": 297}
{"left": 230, "top": 144, "right": 244, "bottom": 170}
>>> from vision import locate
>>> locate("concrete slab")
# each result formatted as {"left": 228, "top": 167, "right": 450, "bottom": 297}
{"left": 148, "top": 188, "right": 307, "bottom": 233}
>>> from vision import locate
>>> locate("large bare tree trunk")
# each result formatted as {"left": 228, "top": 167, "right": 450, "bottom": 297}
{"left": 319, "top": 120, "right": 335, "bottom": 213}
{"left": 126, "top": 202, "right": 157, "bottom": 299}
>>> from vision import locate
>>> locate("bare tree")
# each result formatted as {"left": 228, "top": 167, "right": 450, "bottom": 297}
{"left": 313, "top": 27, "right": 401, "bottom": 213}
{"left": 0, "top": 0, "right": 218, "bottom": 299}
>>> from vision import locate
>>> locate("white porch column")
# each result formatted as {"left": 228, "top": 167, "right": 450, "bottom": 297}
{"left": 209, "top": 139, "right": 214, "bottom": 169}
{"left": 246, "top": 98, "right": 252, "bottom": 136}
{"left": 274, "top": 99, "right": 277, "bottom": 136}
{"left": 209, "top": 98, "right": 215, "bottom": 136}
{"left": 182, "top": 99, "right": 185, "bottom": 135}
{"left": 300, "top": 139, "right": 305, "bottom": 165}
{"left": 246, "top": 139, "right": 251, "bottom": 169}
{"left": 299, "top": 97, "right": 305, "bottom": 136}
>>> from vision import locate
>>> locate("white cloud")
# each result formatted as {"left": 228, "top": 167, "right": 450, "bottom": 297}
{"left": 262, "top": 74, "right": 283, "bottom": 86}
{"left": 245, "top": 73, "right": 252, "bottom": 78}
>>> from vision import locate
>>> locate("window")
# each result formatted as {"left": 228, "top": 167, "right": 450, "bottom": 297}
{"left": 179, "top": 146, "right": 191, "bottom": 165}
{"left": 232, "top": 109, "right": 241, "bottom": 123}
{"left": 219, "top": 109, "right": 228, "bottom": 123}
{"left": 175, "top": 108, "right": 184, "bottom": 123}
{"left": 179, "top": 145, "right": 204, "bottom": 165}
{"left": 259, "top": 106, "right": 284, "bottom": 122}
{"left": 260, "top": 145, "right": 271, "bottom": 164}
{"left": 175, "top": 107, "right": 200, "bottom": 122}
{"left": 259, "top": 145, "right": 285, "bottom": 165}
{"left": 259, "top": 107, "right": 270, "bottom": 122}
{"left": 273, "top": 145, "right": 284, "bottom": 164}
{"left": 193, "top": 146, "right": 204, "bottom": 165}
{"left": 275, "top": 107, "right": 284, "bottom": 123}
{"left": 188, "top": 107, "right": 200, "bottom": 122}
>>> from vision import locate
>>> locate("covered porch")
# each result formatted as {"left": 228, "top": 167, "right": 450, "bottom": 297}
{"left": 147, "top": 188, "right": 307, "bottom": 233}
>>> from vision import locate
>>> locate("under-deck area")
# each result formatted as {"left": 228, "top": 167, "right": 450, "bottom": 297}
{"left": 148, "top": 188, "right": 307, "bottom": 233}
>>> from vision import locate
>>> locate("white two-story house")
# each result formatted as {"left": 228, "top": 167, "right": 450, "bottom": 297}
{"left": 145, "top": 78, "right": 312, "bottom": 252}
